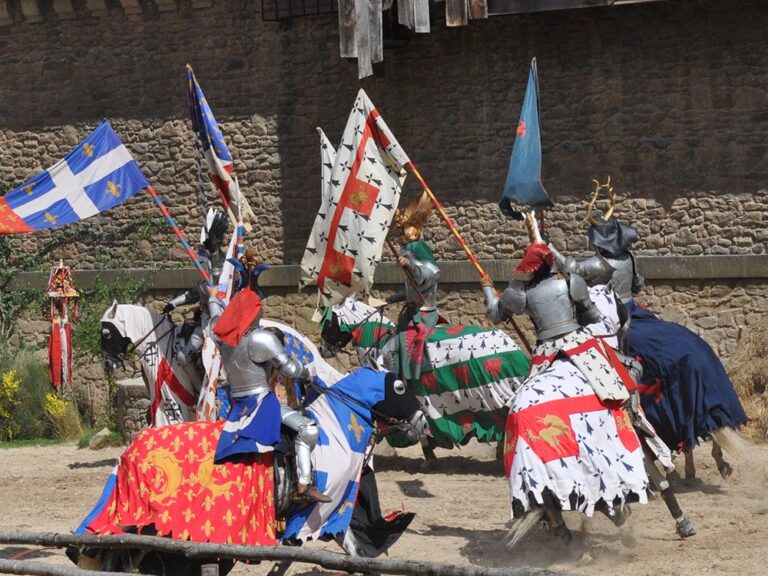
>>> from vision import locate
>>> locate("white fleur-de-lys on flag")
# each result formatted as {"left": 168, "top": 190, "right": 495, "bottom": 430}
{"left": 300, "top": 89, "right": 410, "bottom": 309}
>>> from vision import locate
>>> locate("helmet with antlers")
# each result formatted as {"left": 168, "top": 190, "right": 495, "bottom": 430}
{"left": 583, "top": 177, "right": 639, "bottom": 257}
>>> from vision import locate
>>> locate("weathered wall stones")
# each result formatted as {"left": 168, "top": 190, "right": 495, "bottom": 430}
{"left": 1, "top": 0, "right": 766, "bottom": 420}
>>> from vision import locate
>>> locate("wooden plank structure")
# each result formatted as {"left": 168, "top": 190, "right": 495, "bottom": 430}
{"left": 340, "top": 0, "right": 665, "bottom": 78}
{"left": 0, "top": 531, "right": 574, "bottom": 576}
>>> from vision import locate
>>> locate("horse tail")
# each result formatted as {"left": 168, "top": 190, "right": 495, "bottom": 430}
{"left": 711, "top": 426, "right": 748, "bottom": 460}
{"left": 505, "top": 507, "right": 544, "bottom": 549}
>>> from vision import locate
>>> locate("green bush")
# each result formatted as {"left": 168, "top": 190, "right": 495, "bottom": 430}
{"left": 0, "top": 346, "right": 83, "bottom": 441}
{"left": 72, "top": 275, "right": 148, "bottom": 360}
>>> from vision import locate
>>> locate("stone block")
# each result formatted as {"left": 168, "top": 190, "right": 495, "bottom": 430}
{"left": 116, "top": 377, "right": 149, "bottom": 443}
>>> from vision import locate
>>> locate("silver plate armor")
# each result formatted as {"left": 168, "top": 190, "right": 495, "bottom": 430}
{"left": 401, "top": 249, "right": 441, "bottom": 310}
{"left": 602, "top": 253, "right": 644, "bottom": 303}
{"left": 549, "top": 243, "right": 615, "bottom": 286}
{"left": 227, "top": 331, "right": 273, "bottom": 398}
{"left": 485, "top": 273, "right": 600, "bottom": 340}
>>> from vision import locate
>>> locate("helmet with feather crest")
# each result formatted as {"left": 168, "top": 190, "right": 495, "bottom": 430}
{"left": 393, "top": 191, "right": 437, "bottom": 265}
{"left": 229, "top": 246, "right": 270, "bottom": 298}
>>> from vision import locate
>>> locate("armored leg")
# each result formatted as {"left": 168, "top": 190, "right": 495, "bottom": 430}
{"left": 280, "top": 406, "right": 319, "bottom": 486}
{"left": 280, "top": 406, "right": 332, "bottom": 504}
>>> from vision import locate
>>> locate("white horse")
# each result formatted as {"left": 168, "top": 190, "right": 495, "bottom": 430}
{"left": 101, "top": 302, "right": 203, "bottom": 427}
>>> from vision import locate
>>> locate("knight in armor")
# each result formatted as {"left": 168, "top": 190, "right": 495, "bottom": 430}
{"left": 483, "top": 238, "right": 632, "bottom": 404}
{"left": 573, "top": 213, "right": 747, "bottom": 472}
{"left": 209, "top": 247, "right": 331, "bottom": 504}
{"left": 162, "top": 210, "right": 228, "bottom": 377}
{"left": 481, "top": 220, "right": 649, "bottom": 535}
{"left": 545, "top": 230, "right": 697, "bottom": 538}
{"left": 381, "top": 192, "right": 443, "bottom": 379}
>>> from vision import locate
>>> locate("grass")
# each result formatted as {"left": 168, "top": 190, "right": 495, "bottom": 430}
{"left": 0, "top": 438, "right": 68, "bottom": 449}
{"left": 78, "top": 428, "right": 125, "bottom": 449}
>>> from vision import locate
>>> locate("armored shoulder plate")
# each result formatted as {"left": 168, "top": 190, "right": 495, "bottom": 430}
{"left": 573, "top": 254, "right": 614, "bottom": 286}
{"left": 246, "top": 329, "right": 285, "bottom": 364}
{"left": 603, "top": 254, "right": 640, "bottom": 303}
{"left": 497, "top": 281, "right": 527, "bottom": 321}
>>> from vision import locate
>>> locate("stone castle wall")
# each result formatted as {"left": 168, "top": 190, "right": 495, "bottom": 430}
{"left": 1, "top": 0, "right": 766, "bottom": 422}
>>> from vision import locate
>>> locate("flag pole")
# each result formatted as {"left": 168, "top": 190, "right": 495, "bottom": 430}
{"left": 145, "top": 186, "right": 212, "bottom": 285}
{"left": 406, "top": 162, "right": 491, "bottom": 283}
{"left": 405, "top": 162, "right": 532, "bottom": 356}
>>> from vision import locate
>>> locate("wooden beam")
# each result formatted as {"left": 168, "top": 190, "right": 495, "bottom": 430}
{"left": 19, "top": 0, "right": 43, "bottom": 23}
{"left": 413, "top": 0, "right": 430, "bottom": 32}
{"left": 354, "top": 0, "right": 373, "bottom": 78}
{"left": 118, "top": 0, "right": 143, "bottom": 15}
{"left": 445, "top": 0, "right": 468, "bottom": 26}
{"left": 398, "top": 0, "right": 414, "bottom": 30}
{"left": 0, "top": 559, "right": 133, "bottom": 575}
{"left": 52, "top": 0, "right": 77, "bottom": 19}
{"left": 155, "top": 0, "right": 177, "bottom": 11}
{"left": 0, "top": 532, "right": 572, "bottom": 576}
{"left": 338, "top": 0, "right": 357, "bottom": 57}
{"left": 469, "top": 0, "right": 488, "bottom": 19}
{"left": 85, "top": 0, "right": 108, "bottom": 17}
{"left": 370, "top": 0, "right": 383, "bottom": 63}
{"left": 0, "top": 1, "right": 14, "bottom": 25}
{"left": 486, "top": 0, "right": 665, "bottom": 15}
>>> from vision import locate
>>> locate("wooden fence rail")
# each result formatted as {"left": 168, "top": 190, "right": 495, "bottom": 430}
{"left": 0, "top": 531, "right": 571, "bottom": 576}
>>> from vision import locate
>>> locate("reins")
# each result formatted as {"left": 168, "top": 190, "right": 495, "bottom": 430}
{"left": 126, "top": 314, "right": 176, "bottom": 356}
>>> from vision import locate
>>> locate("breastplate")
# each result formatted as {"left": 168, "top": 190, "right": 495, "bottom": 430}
{"left": 603, "top": 254, "right": 635, "bottom": 303}
{"left": 223, "top": 339, "right": 272, "bottom": 398}
{"left": 405, "top": 280, "right": 439, "bottom": 309}
{"left": 526, "top": 276, "right": 580, "bottom": 340}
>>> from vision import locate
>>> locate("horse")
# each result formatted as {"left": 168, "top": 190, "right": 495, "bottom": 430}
{"left": 71, "top": 365, "right": 426, "bottom": 575}
{"left": 319, "top": 297, "right": 531, "bottom": 451}
{"left": 101, "top": 302, "right": 204, "bottom": 427}
{"left": 587, "top": 285, "right": 745, "bottom": 481}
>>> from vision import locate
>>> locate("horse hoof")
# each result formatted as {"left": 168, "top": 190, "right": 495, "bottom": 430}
{"left": 554, "top": 522, "right": 573, "bottom": 544}
{"left": 718, "top": 462, "right": 733, "bottom": 479}
{"left": 676, "top": 517, "right": 697, "bottom": 538}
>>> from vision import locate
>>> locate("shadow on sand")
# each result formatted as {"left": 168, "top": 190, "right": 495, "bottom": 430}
{"left": 0, "top": 546, "right": 58, "bottom": 560}
{"left": 375, "top": 454, "right": 504, "bottom": 477}
{"left": 68, "top": 458, "right": 118, "bottom": 470}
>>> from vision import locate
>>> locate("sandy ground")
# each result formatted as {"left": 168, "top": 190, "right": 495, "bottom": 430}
{"left": 0, "top": 438, "right": 767, "bottom": 576}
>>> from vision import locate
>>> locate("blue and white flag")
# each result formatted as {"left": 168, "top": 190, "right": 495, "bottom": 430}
{"left": 0, "top": 121, "right": 148, "bottom": 234}
{"left": 499, "top": 58, "right": 553, "bottom": 217}
{"left": 186, "top": 65, "right": 255, "bottom": 227}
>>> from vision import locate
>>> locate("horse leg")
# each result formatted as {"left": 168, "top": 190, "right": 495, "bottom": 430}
{"left": 541, "top": 491, "right": 572, "bottom": 544}
{"left": 267, "top": 561, "right": 293, "bottom": 576}
{"left": 643, "top": 449, "right": 696, "bottom": 538}
{"left": 711, "top": 436, "right": 733, "bottom": 479}
{"left": 420, "top": 436, "right": 437, "bottom": 461}
{"left": 684, "top": 448, "right": 696, "bottom": 480}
